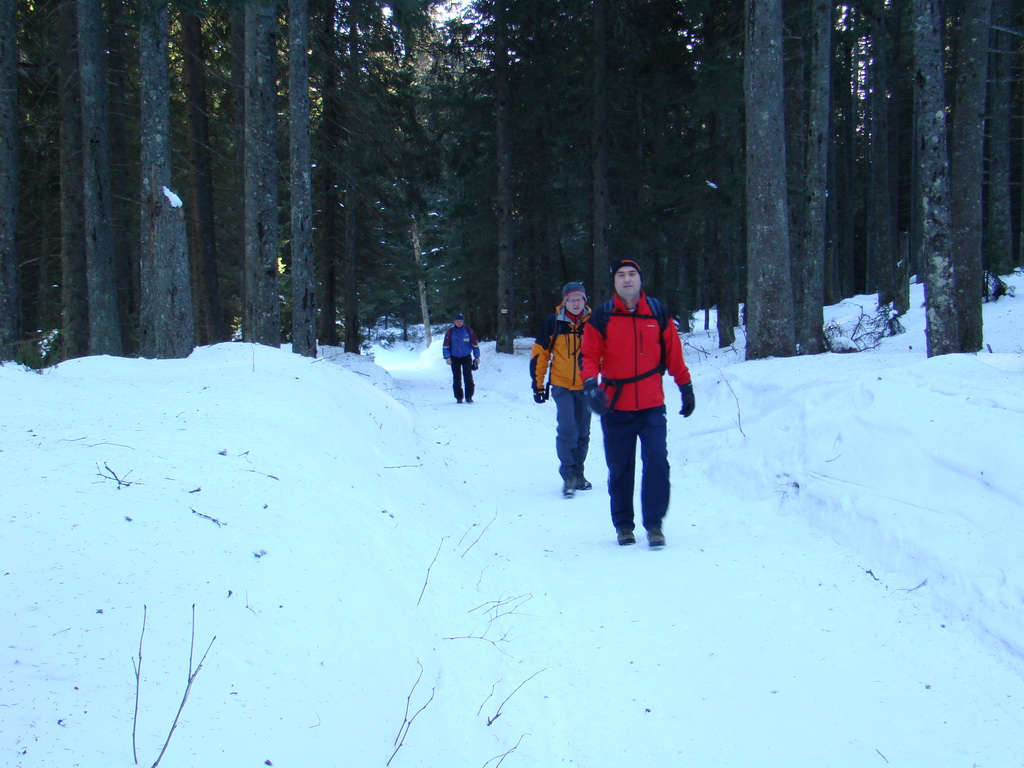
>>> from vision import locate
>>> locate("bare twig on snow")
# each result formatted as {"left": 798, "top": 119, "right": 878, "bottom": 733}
{"left": 387, "top": 661, "right": 436, "bottom": 767}
{"left": 417, "top": 537, "right": 449, "bottom": 606}
{"left": 132, "top": 605, "right": 147, "bottom": 764}
{"left": 190, "top": 508, "right": 226, "bottom": 527}
{"left": 150, "top": 604, "right": 216, "bottom": 768}
{"left": 98, "top": 462, "right": 135, "bottom": 488}
{"left": 461, "top": 510, "right": 498, "bottom": 557}
{"left": 720, "top": 375, "right": 745, "bottom": 437}
{"left": 891, "top": 578, "right": 928, "bottom": 593}
{"left": 486, "top": 669, "right": 545, "bottom": 726}
{"left": 482, "top": 733, "right": 529, "bottom": 768}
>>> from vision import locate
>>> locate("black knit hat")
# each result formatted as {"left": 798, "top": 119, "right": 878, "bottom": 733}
{"left": 562, "top": 281, "right": 587, "bottom": 299}
{"left": 610, "top": 257, "right": 643, "bottom": 280}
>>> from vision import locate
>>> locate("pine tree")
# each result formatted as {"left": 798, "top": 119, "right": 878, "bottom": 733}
{"left": 744, "top": 0, "right": 795, "bottom": 359}
{"left": 0, "top": 0, "right": 18, "bottom": 360}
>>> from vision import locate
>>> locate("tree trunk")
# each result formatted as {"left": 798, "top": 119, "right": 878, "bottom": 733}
{"left": 702, "top": 4, "right": 743, "bottom": 349}
{"left": 715, "top": 209, "right": 740, "bottom": 349}
{"left": 343, "top": 183, "right": 359, "bottom": 353}
{"left": 138, "top": 0, "right": 195, "bottom": 359}
{"left": 591, "top": 0, "right": 610, "bottom": 293}
{"left": 228, "top": 9, "right": 246, "bottom": 328}
{"left": 896, "top": 231, "right": 911, "bottom": 315}
{"left": 411, "top": 218, "right": 432, "bottom": 347}
{"left": 343, "top": 7, "right": 361, "bottom": 354}
{"left": 913, "top": 0, "right": 958, "bottom": 357}
{"left": 794, "top": 0, "right": 830, "bottom": 355}
{"left": 0, "top": 0, "right": 18, "bottom": 360}
{"left": 832, "top": 35, "right": 857, "bottom": 300}
{"left": 289, "top": 0, "right": 316, "bottom": 357}
{"left": 105, "top": 0, "right": 136, "bottom": 352}
{"left": 948, "top": 0, "right": 992, "bottom": 351}
{"left": 315, "top": 0, "right": 340, "bottom": 347}
{"left": 869, "top": 0, "right": 901, "bottom": 311}
{"left": 78, "top": 0, "right": 123, "bottom": 356}
{"left": 495, "top": 1, "right": 515, "bottom": 354}
{"left": 59, "top": 0, "right": 89, "bottom": 360}
{"left": 243, "top": 0, "right": 281, "bottom": 347}
{"left": 182, "top": 12, "right": 226, "bottom": 344}
{"left": 784, "top": 1, "right": 808, "bottom": 324}
{"left": 744, "top": 0, "right": 795, "bottom": 360}
{"left": 982, "top": 0, "right": 1014, "bottom": 274}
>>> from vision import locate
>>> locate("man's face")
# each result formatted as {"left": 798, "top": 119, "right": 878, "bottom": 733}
{"left": 564, "top": 293, "right": 586, "bottom": 314}
{"left": 454, "top": 318, "right": 464, "bottom": 327}
{"left": 613, "top": 267, "right": 641, "bottom": 302}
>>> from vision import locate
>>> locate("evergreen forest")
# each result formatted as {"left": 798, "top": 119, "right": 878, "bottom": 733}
{"left": 0, "top": 0, "right": 1022, "bottom": 365}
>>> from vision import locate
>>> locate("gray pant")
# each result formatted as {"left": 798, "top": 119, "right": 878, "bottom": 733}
{"left": 551, "top": 385, "right": 592, "bottom": 481}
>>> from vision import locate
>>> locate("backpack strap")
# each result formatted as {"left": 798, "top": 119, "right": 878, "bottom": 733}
{"left": 545, "top": 314, "right": 561, "bottom": 353}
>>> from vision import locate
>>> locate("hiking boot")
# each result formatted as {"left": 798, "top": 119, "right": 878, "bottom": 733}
{"left": 647, "top": 528, "right": 666, "bottom": 548}
{"left": 575, "top": 475, "right": 593, "bottom": 491}
{"left": 616, "top": 528, "right": 636, "bottom": 546}
{"left": 562, "top": 477, "right": 576, "bottom": 497}
{"left": 466, "top": 397, "right": 473, "bottom": 403}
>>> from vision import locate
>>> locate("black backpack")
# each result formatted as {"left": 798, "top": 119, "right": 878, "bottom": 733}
{"left": 588, "top": 296, "right": 670, "bottom": 338}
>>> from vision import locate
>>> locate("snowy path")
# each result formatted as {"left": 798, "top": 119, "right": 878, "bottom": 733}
{"left": 5, "top": 324, "right": 1024, "bottom": 767}
{"left": 379, "top": 342, "right": 1024, "bottom": 767}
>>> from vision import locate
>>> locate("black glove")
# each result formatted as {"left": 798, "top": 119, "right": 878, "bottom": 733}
{"left": 679, "top": 382, "right": 695, "bottom": 417}
{"left": 472, "top": 358, "right": 480, "bottom": 370}
{"left": 533, "top": 386, "right": 548, "bottom": 404}
{"left": 583, "top": 378, "right": 609, "bottom": 415}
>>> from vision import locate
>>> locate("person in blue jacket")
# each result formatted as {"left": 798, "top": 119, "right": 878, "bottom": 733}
{"left": 443, "top": 312, "right": 481, "bottom": 403}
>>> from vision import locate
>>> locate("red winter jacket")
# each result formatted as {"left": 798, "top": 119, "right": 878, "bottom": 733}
{"left": 580, "top": 292, "right": 691, "bottom": 411}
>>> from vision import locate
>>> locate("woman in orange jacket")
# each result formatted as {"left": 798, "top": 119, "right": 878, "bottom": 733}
{"left": 530, "top": 282, "right": 593, "bottom": 497}
{"left": 580, "top": 258, "right": 695, "bottom": 547}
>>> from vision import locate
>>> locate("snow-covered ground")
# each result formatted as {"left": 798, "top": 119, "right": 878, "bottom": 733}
{"left": 3, "top": 278, "right": 1024, "bottom": 767}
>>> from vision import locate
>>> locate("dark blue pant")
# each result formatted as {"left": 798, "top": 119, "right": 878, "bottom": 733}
{"left": 550, "top": 386, "right": 591, "bottom": 481}
{"left": 600, "top": 406, "right": 669, "bottom": 531}
{"left": 450, "top": 356, "right": 474, "bottom": 401}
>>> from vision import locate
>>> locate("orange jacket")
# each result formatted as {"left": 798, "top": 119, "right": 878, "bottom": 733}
{"left": 580, "top": 292, "right": 690, "bottom": 411}
{"left": 530, "top": 303, "right": 591, "bottom": 392}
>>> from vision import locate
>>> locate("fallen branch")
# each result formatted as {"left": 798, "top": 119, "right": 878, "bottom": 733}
{"left": 461, "top": 510, "right": 498, "bottom": 557}
{"left": 444, "top": 594, "right": 532, "bottom": 654}
{"left": 150, "top": 605, "right": 216, "bottom": 768}
{"left": 387, "top": 661, "right": 436, "bottom": 766}
{"left": 682, "top": 337, "right": 712, "bottom": 363}
{"left": 892, "top": 578, "right": 927, "bottom": 593}
{"left": 417, "top": 537, "right": 449, "bottom": 606}
{"left": 482, "top": 734, "right": 529, "bottom": 768}
{"left": 98, "top": 462, "right": 135, "bottom": 488}
{"left": 242, "top": 468, "right": 280, "bottom": 481}
{"left": 476, "top": 681, "right": 498, "bottom": 717}
{"left": 442, "top": 627, "right": 515, "bottom": 653}
{"left": 132, "top": 606, "right": 147, "bottom": 764}
{"left": 720, "top": 375, "right": 745, "bottom": 437}
{"left": 190, "top": 508, "right": 226, "bottom": 527}
{"left": 468, "top": 593, "right": 533, "bottom": 624}
{"left": 485, "top": 671, "right": 544, "bottom": 729}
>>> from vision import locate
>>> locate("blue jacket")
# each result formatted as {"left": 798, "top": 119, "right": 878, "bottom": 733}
{"left": 443, "top": 324, "right": 480, "bottom": 360}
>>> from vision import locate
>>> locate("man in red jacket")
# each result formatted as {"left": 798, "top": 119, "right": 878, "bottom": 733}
{"left": 580, "top": 257, "right": 695, "bottom": 547}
